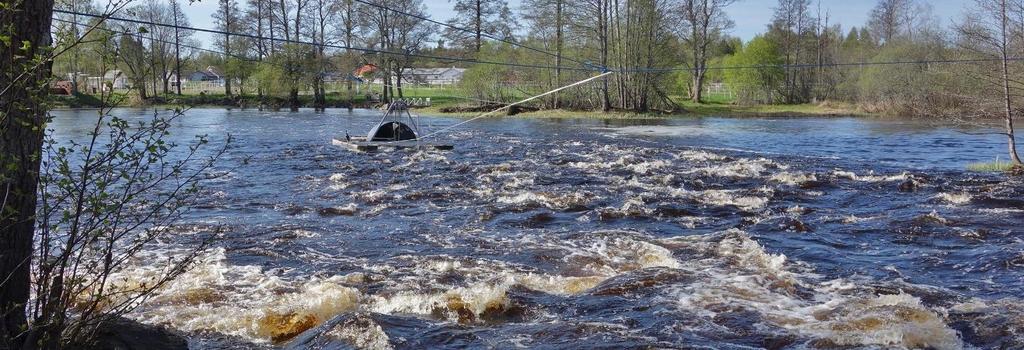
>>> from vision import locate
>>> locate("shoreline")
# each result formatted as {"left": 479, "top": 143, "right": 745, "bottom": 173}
{"left": 49, "top": 94, "right": 898, "bottom": 119}
{"left": 51, "top": 105, "right": 876, "bottom": 119}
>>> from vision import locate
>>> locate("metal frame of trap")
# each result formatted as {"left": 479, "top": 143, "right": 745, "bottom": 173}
{"left": 333, "top": 101, "right": 453, "bottom": 152}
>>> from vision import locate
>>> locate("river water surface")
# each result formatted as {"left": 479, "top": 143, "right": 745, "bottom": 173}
{"left": 50, "top": 108, "right": 1024, "bottom": 349}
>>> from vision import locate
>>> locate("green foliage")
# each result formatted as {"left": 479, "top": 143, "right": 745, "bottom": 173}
{"left": 723, "top": 36, "right": 784, "bottom": 104}
{"left": 26, "top": 105, "right": 228, "bottom": 347}
{"left": 251, "top": 44, "right": 314, "bottom": 98}
{"left": 458, "top": 43, "right": 519, "bottom": 103}
{"left": 252, "top": 62, "right": 289, "bottom": 96}
{"left": 857, "top": 43, "right": 929, "bottom": 102}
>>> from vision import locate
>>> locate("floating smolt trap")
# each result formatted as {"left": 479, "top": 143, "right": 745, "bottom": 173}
{"left": 333, "top": 101, "right": 453, "bottom": 152}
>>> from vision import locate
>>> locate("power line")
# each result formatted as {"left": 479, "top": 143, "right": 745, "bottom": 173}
{"left": 351, "top": 0, "right": 592, "bottom": 68}
{"left": 634, "top": 57, "right": 1024, "bottom": 73}
{"left": 53, "top": 9, "right": 1024, "bottom": 74}
{"left": 52, "top": 17, "right": 509, "bottom": 104}
{"left": 53, "top": 17, "right": 260, "bottom": 64}
{"left": 53, "top": 9, "right": 598, "bottom": 72}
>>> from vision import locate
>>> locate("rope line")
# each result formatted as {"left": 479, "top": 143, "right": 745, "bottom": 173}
{"left": 413, "top": 71, "right": 615, "bottom": 141}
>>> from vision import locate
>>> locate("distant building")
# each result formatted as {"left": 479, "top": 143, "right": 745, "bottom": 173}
{"left": 103, "top": 70, "right": 129, "bottom": 89}
{"left": 322, "top": 71, "right": 355, "bottom": 83}
{"left": 50, "top": 81, "right": 73, "bottom": 95}
{"left": 186, "top": 66, "right": 223, "bottom": 83}
{"left": 355, "top": 65, "right": 466, "bottom": 86}
{"left": 353, "top": 64, "right": 379, "bottom": 79}
{"left": 81, "top": 70, "right": 127, "bottom": 93}
{"left": 402, "top": 67, "right": 465, "bottom": 85}
{"left": 165, "top": 72, "right": 181, "bottom": 86}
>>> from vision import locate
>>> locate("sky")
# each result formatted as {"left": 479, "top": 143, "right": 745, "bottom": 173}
{"left": 181, "top": 0, "right": 969, "bottom": 49}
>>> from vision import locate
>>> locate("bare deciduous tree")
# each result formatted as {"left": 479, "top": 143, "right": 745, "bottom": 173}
{"left": 957, "top": 0, "right": 1023, "bottom": 164}
{"left": 214, "top": 0, "right": 243, "bottom": 96}
{"left": 677, "top": 0, "right": 736, "bottom": 103}
{"left": 445, "top": 0, "right": 517, "bottom": 53}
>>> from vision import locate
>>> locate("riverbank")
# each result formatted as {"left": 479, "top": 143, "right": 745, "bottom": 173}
{"left": 413, "top": 100, "right": 871, "bottom": 119}
{"left": 50, "top": 92, "right": 877, "bottom": 119}
{"left": 50, "top": 92, "right": 465, "bottom": 111}
{"left": 50, "top": 92, "right": 372, "bottom": 109}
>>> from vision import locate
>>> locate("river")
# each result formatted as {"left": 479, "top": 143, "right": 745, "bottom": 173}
{"left": 49, "top": 108, "right": 1024, "bottom": 349}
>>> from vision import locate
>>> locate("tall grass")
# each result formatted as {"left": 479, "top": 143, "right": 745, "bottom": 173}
{"left": 967, "top": 157, "right": 1021, "bottom": 172}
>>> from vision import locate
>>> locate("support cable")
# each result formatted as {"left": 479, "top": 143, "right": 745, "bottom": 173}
{"left": 412, "top": 71, "right": 615, "bottom": 141}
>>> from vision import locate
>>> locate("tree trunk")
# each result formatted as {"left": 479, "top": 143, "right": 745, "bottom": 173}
{"left": 224, "top": 2, "right": 233, "bottom": 97}
{"left": 174, "top": 13, "right": 182, "bottom": 96}
{"left": 600, "top": 0, "right": 610, "bottom": 112}
{"left": 554, "top": 0, "right": 563, "bottom": 109}
{"left": 290, "top": 88, "right": 300, "bottom": 111}
{"left": 475, "top": 0, "right": 482, "bottom": 53}
{"left": 692, "top": 69, "right": 705, "bottom": 103}
{"left": 346, "top": 4, "right": 354, "bottom": 112}
{"left": 396, "top": 71, "right": 404, "bottom": 99}
{"left": 1, "top": 1, "right": 53, "bottom": 348}
{"left": 1000, "top": 0, "right": 1023, "bottom": 164}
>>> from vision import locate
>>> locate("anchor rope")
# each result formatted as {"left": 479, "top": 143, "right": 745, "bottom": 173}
{"left": 412, "top": 71, "right": 615, "bottom": 141}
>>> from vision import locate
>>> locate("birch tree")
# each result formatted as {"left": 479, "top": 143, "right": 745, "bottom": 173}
{"left": 957, "top": 0, "right": 1023, "bottom": 164}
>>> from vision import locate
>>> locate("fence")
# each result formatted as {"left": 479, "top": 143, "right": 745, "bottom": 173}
{"left": 704, "top": 82, "right": 734, "bottom": 100}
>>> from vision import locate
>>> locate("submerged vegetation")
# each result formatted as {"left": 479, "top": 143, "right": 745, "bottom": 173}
{"left": 967, "top": 159, "right": 1024, "bottom": 173}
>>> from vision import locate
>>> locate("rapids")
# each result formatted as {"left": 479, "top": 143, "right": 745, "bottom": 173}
{"left": 49, "top": 108, "right": 1024, "bottom": 349}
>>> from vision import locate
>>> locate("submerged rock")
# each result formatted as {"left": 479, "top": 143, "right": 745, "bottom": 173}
{"left": 898, "top": 177, "right": 922, "bottom": 192}
{"left": 588, "top": 268, "right": 692, "bottom": 296}
{"left": 84, "top": 317, "right": 188, "bottom": 350}
{"left": 260, "top": 312, "right": 319, "bottom": 343}
{"left": 780, "top": 218, "right": 813, "bottom": 233}
{"left": 1011, "top": 165, "right": 1024, "bottom": 176}
{"left": 318, "top": 205, "right": 358, "bottom": 216}
{"left": 285, "top": 313, "right": 390, "bottom": 350}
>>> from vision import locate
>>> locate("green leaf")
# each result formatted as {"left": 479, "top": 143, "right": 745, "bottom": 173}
{"left": 20, "top": 40, "right": 30, "bottom": 52}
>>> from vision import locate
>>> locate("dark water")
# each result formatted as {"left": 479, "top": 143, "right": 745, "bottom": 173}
{"left": 49, "top": 108, "right": 1024, "bottom": 349}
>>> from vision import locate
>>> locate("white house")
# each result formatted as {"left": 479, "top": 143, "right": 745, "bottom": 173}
{"left": 186, "top": 67, "right": 223, "bottom": 83}
{"left": 103, "top": 70, "right": 129, "bottom": 89}
{"left": 83, "top": 70, "right": 129, "bottom": 93}
{"left": 402, "top": 67, "right": 466, "bottom": 85}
